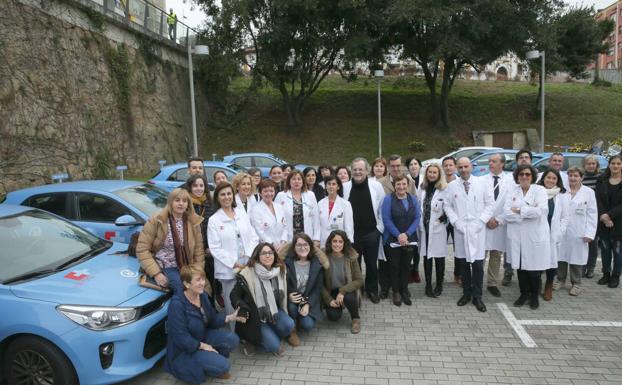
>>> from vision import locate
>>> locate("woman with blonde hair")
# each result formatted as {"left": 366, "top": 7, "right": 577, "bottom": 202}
{"left": 232, "top": 172, "right": 258, "bottom": 213}
{"left": 418, "top": 163, "right": 449, "bottom": 298}
{"left": 137, "top": 188, "right": 206, "bottom": 296}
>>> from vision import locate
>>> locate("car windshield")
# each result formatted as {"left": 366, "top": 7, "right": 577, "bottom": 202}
{"left": 453, "top": 149, "right": 486, "bottom": 160}
{"left": 113, "top": 184, "right": 168, "bottom": 217}
{"left": 226, "top": 163, "right": 247, "bottom": 173}
{"left": 0, "top": 210, "right": 105, "bottom": 283}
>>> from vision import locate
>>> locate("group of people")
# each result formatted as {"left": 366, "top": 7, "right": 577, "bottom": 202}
{"left": 135, "top": 151, "right": 621, "bottom": 383}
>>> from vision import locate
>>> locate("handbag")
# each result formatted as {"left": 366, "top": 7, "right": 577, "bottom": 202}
{"left": 138, "top": 273, "right": 170, "bottom": 292}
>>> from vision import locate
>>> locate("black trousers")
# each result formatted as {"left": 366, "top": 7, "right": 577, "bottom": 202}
{"left": 460, "top": 259, "right": 484, "bottom": 298}
{"left": 517, "top": 269, "right": 542, "bottom": 296}
{"left": 325, "top": 289, "right": 359, "bottom": 321}
{"left": 354, "top": 229, "right": 381, "bottom": 295}
{"left": 411, "top": 246, "right": 420, "bottom": 273}
{"left": 585, "top": 236, "right": 598, "bottom": 272}
{"left": 424, "top": 257, "right": 445, "bottom": 286}
{"left": 379, "top": 252, "right": 390, "bottom": 294}
{"left": 386, "top": 246, "right": 414, "bottom": 296}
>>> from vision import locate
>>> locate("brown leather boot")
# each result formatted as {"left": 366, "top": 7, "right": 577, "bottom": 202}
{"left": 287, "top": 329, "right": 300, "bottom": 347}
{"left": 543, "top": 282, "right": 553, "bottom": 301}
{"left": 351, "top": 318, "right": 361, "bottom": 334}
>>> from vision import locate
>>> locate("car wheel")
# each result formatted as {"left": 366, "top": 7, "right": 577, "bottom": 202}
{"left": 3, "top": 336, "right": 77, "bottom": 385}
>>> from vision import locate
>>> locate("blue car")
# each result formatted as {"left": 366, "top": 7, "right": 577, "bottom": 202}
{"left": 0, "top": 205, "right": 169, "bottom": 385}
{"left": 223, "top": 153, "right": 287, "bottom": 177}
{"left": 148, "top": 161, "right": 245, "bottom": 192}
{"left": 532, "top": 152, "right": 608, "bottom": 173}
{"left": 3, "top": 181, "right": 168, "bottom": 244}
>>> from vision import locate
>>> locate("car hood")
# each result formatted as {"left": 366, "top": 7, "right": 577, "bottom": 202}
{"left": 10, "top": 243, "right": 148, "bottom": 307}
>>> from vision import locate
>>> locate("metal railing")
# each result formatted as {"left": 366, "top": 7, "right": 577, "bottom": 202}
{"left": 88, "top": 0, "right": 197, "bottom": 47}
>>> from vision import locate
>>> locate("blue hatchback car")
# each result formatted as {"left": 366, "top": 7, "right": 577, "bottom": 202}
{"left": 0, "top": 205, "right": 169, "bottom": 385}
{"left": 3, "top": 181, "right": 168, "bottom": 244}
{"left": 148, "top": 161, "right": 245, "bottom": 192}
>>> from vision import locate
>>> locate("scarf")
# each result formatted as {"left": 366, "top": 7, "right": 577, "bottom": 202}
{"left": 253, "top": 264, "right": 283, "bottom": 324}
{"left": 168, "top": 214, "right": 189, "bottom": 268}
{"left": 191, "top": 194, "right": 208, "bottom": 217}
{"left": 546, "top": 187, "right": 560, "bottom": 200}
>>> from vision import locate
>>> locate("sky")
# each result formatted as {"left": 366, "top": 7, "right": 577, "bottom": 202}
{"left": 166, "top": 0, "right": 619, "bottom": 30}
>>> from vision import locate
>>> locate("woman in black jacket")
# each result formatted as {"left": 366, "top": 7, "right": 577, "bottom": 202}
{"left": 230, "top": 243, "right": 294, "bottom": 356}
{"left": 303, "top": 167, "right": 327, "bottom": 202}
{"left": 595, "top": 155, "right": 622, "bottom": 288}
{"left": 283, "top": 233, "right": 328, "bottom": 347}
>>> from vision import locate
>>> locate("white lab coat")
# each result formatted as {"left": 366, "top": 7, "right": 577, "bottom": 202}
{"left": 504, "top": 184, "right": 550, "bottom": 271}
{"left": 274, "top": 190, "right": 320, "bottom": 242}
{"left": 318, "top": 196, "right": 354, "bottom": 247}
{"left": 249, "top": 199, "right": 288, "bottom": 247}
{"left": 483, "top": 172, "right": 513, "bottom": 252}
{"left": 208, "top": 207, "right": 259, "bottom": 280}
{"left": 559, "top": 186, "right": 598, "bottom": 265}
{"left": 547, "top": 192, "right": 570, "bottom": 269}
{"left": 235, "top": 193, "right": 258, "bottom": 214}
{"left": 417, "top": 187, "right": 449, "bottom": 259}
{"left": 444, "top": 176, "right": 494, "bottom": 263}
{"left": 342, "top": 178, "right": 386, "bottom": 260}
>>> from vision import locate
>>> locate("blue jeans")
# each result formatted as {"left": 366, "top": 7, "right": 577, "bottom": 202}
{"left": 195, "top": 329, "right": 239, "bottom": 377}
{"left": 163, "top": 267, "right": 183, "bottom": 296}
{"left": 599, "top": 234, "right": 622, "bottom": 275}
{"left": 260, "top": 309, "right": 294, "bottom": 353}
{"left": 287, "top": 302, "right": 316, "bottom": 331}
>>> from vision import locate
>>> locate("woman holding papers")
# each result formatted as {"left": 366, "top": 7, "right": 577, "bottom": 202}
{"left": 381, "top": 175, "right": 421, "bottom": 307}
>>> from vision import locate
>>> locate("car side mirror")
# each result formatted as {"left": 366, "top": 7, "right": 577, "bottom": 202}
{"left": 115, "top": 215, "right": 142, "bottom": 227}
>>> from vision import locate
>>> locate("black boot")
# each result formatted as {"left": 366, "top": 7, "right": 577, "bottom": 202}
{"left": 608, "top": 274, "right": 620, "bottom": 288}
{"left": 514, "top": 293, "right": 529, "bottom": 307}
{"left": 425, "top": 285, "right": 435, "bottom": 298}
{"left": 433, "top": 283, "right": 443, "bottom": 297}
{"left": 433, "top": 258, "right": 445, "bottom": 297}
{"left": 598, "top": 272, "right": 611, "bottom": 285}
{"left": 529, "top": 292, "right": 539, "bottom": 310}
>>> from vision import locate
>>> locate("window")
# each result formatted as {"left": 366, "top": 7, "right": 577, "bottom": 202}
{"left": 232, "top": 156, "right": 253, "bottom": 168}
{"left": 566, "top": 156, "right": 584, "bottom": 169}
{"left": 168, "top": 168, "right": 189, "bottom": 182}
{"left": 23, "top": 193, "right": 69, "bottom": 218}
{"left": 76, "top": 193, "right": 131, "bottom": 222}
{"left": 254, "top": 156, "right": 281, "bottom": 168}
{"left": 205, "top": 167, "right": 236, "bottom": 183}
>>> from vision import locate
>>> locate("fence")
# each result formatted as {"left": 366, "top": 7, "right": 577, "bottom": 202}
{"left": 587, "top": 69, "right": 622, "bottom": 84}
{"left": 85, "top": 0, "right": 196, "bottom": 47}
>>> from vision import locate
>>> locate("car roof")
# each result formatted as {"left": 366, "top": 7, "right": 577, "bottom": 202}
{"left": 160, "top": 161, "right": 237, "bottom": 172}
{"left": 0, "top": 204, "right": 32, "bottom": 217}
{"left": 6, "top": 180, "right": 144, "bottom": 197}
{"left": 224, "top": 153, "right": 277, "bottom": 159}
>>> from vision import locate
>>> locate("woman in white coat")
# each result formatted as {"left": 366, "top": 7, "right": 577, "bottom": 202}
{"left": 249, "top": 179, "right": 288, "bottom": 248}
{"left": 504, "top": 164, "right": 550, "bottom": 310}
{"left": 318, "top": 176, "right": 354, "bottom": 248}
{"left": 208, "top": 182, "right": 259, "bottom": 328}
{"left": 557, "top": 166, "right": 598, "bottom": 296}
{"left": 275, "top": 170, "right": 320, "bottom": 244}
{"left": 232, "top": 173, "right": 258, "bottom": 214}
{"left": 418, "top": 163, "right": 449, "bottom": 298}
{"left": 536, "top": 169, "right": 569, "bottom": 301}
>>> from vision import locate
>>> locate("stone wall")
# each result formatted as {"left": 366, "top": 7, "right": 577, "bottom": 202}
{"left": 0, "top": 0, "right": 206, "bottom": 195}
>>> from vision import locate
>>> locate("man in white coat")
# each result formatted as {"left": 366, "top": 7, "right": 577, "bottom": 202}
{"left": 343, "top": 157, "right": 386, "bottom": 304}
{"left": 445, "top": 157, "right": 494, "bottom": 312}
{"left": 483, "top": 153, "right": 512, "bottom": 297}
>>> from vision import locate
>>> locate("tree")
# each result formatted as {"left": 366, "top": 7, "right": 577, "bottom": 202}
{"left": 201, "top": 0, "right": 370, "bottom": 130}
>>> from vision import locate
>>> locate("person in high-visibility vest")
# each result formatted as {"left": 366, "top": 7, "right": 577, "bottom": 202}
{"left": 167, "top": 8, "right": 177, "bottom": 40}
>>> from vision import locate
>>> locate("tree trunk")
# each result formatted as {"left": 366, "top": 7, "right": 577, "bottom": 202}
{"left": 420, "top": 60, "right": 440, "bottom": 124}
{"left": 282, "top": 91, "right": 304, "bottom": 131}
{"left": 438, "top": 61, "right": 454, "bottom": 129}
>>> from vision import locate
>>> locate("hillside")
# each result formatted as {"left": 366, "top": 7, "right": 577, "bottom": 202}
{"left": 199, "top": 76, "right": 622, "bottom": 165}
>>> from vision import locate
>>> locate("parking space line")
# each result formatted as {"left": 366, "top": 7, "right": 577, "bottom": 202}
{"left": 496, "top": 303, "right": 538, "bottom": 348}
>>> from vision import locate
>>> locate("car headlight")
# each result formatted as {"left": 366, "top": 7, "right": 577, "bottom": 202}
{"left": 57, "top": 305, "right": 139, "bottom": 331}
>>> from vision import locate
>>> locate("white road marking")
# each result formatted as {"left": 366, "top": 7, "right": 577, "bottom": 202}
{"left": 496, "top": 303, "right": 537, "bottom": 348}
{"left": 520, "top": 320, "right": 622, "bottom": 327}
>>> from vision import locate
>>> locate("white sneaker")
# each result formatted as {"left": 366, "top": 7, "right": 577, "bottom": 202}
{"left": 552, "top": 280, "right": 563, "bottom": 291}
{"left": 569, "top": 285, "right": 581, "bottom": 296}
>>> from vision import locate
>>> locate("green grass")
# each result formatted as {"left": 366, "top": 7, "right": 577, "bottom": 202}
{"left": 200, "top": 76, "right": 622, "bottom": 165}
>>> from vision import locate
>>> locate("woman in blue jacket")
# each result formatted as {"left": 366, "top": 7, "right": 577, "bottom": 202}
{"left": 165, "top": 265, "right": 244, "bottom": 384}
{"left": 381, "top": 175, "right": 421, "bottom": 307}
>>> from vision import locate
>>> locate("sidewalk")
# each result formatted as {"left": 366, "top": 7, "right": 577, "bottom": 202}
{"left": 122, "top": 258, "right": 622, "bottom": 385}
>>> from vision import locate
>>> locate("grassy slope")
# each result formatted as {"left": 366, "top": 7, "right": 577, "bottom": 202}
{"left": 199, "top": 76, "right": 622, "bottom": 165}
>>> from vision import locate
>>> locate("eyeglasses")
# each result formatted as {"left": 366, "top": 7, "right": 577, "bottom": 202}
{"left": 259, "top": 251, "right": 274, "bottom": 257}
{"left": 518, "top": 172, "right": 532, "bottom": 177}
{"left": 295, "top": 244, "right": 310, "bottom": 249}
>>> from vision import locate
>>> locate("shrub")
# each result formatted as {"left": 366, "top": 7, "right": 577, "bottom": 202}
{"left": 447, "top": 140, "right": 464, "bottom": 151}
{"left": 407, "top": 140, "right": 426, "bottom": 153}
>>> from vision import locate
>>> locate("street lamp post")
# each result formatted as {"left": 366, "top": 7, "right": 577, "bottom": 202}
{"left": 187, "top": 42, "right": 209, "bottom": 157}
{"left": 374, "top": 69, "right": 384, "bottom": 157}
{"left": 526, "top": 50, "right": 545, "bottom": 153}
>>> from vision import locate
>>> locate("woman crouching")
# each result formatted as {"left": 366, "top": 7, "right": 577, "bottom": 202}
{"left": 230, "top": 243, "right": 295, "bottom": 356}
{"left": 165, "top": 266, "right": 243, "bottom": 383}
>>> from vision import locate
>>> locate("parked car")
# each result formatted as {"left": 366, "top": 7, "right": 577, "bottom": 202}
{"left": 532, "top": 152, "right": 608, "bottom": 173}
{"left": 470, "top": 149, "right": 520, "bottom": 176}
{"left": 0, "top": 205, "right": 169, "bottom": 385}
{"left": 223, "top": 153, "right": 287, "bottom": 177}
{"left": 422, "top": 146, "right": 503, "bottom": 167}
{"left": 2, "top": 181, "right": 168, "bottom": 244}
{"left": 148, "top": 161, "right": 245, "bottom": 192}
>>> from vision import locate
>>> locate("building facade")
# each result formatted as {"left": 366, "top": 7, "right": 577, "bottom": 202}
{"left": 595, "top": 0, "right": 622, "bottom": 69}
